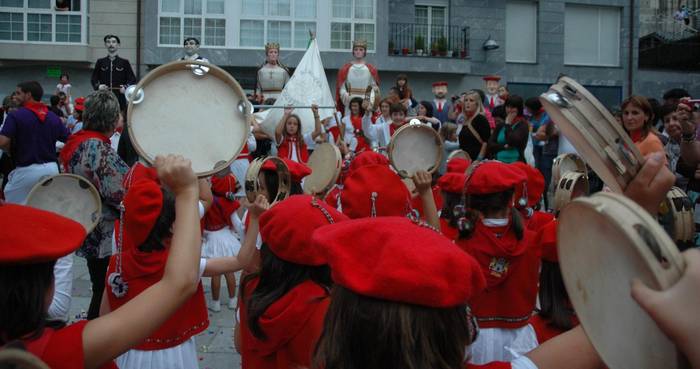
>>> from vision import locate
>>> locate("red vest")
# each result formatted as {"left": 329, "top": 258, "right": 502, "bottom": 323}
{"left": 277, "top": 135, "right": 309, "bottom": 163}
{"left": 203, "top": 196, "right": 240, "bottom": 231}
{"left": 240, "top": 278, "right": 330, "bottom": 369}
{"left": 106, "top": 245, "right": 209, "bottom": 350}
{"left": 457, "top": 222, "right": 540, "bottom": 329}
{"left": 350, "top": 115, "right": 370, "bottom": 153}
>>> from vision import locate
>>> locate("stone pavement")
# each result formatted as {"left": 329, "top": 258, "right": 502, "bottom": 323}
{"left": 68, "top": 256, "right": 241, "bottom": 369}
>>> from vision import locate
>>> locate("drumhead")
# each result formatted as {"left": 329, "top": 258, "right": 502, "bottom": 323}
{"left": 388, "top": 123, "right": 443, "bottom": 178}
{"left": 26, "top": 174, "right": 102, "bottom": 233}
{"left": 553, "top": 171, "right": 589, "bottom": 212}
{"left": 245, "top": 156, "right": 291, "bottom": 204}
{"left": 128, "top": 60, "right": 248, "bottom": 177}
{"left": 558, "top": 192, "right": 685, "bottom": 369}
{"left": 540, "top": 77, "right": 643, "bottom": 193}
{"left": 303, "top": 143, "right": 342, "bottom": 196}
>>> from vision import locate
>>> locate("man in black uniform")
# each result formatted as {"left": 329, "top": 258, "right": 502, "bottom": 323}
{"left": 90, "top": 34, "right": 136, "bottom": 112}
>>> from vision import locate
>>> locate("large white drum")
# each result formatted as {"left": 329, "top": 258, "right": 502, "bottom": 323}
{"left": 127, "top": 60, "right": 249, "bottom": 177}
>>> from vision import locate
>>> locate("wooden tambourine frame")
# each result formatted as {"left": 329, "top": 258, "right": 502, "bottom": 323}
{"left": 540, "top": 76, "right": 644, "bottom": 193}
{"left": 245, "top": 156, "right": 291, "bottom": 204}
{"left": 551, "top": 152, "right": 588, "bottom": 186}
{"left": 659, "top": 187, "right": 695, "bottom": 244}
{"left": 26, "top": 174, "right": 102, "bottom": 233}
{"left": 558, "top": 192, "right": 686, "bottom": 369}
{"left": 303, "top": 143, "right": 342, "bottom": 197}
{"left": 388, "top": 121, "right": 443, "bottom": 178}
{"left": 448, "top": 149, "right": 471, "bottom": 162}
{"left": 553, "top": 171, "right": 589, "bottom": 213}
{"left": 0, "top": 348, "right": 50, "bottom": 369}
{"left": 127, "top": 60, "right": 249, "bottom": 177}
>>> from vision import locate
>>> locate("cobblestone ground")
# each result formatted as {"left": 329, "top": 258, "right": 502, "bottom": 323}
{"left": 68, "top": 256, "right": 242, "bottom": 369}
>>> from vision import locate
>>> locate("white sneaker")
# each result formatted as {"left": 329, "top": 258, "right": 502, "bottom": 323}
{"left": 228, "top": 298, "right": 236, "bottom": 310}
{"left": 209, "top": 299, "right": 221, "bottom": 312}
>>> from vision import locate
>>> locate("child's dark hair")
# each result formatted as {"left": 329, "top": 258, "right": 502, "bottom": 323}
{"left": 138, "top": 186, "right": 176, "bottom": 252}
{"left": 538, "top": 261, "right": 575, "bottom": 330}
{"left": 440, "top": 191, "right": 462, "bottom": 228}
{"left": 390, "top": 103, "right": 407, "bottom": 115}
{"left": 241, "top": 243, "right": 332, "bottom": 340}
{"left": 458, "top": 190, "right": 524, "bottom": 240}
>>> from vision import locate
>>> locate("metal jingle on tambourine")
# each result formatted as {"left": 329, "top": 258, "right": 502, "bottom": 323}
{"left": 543, "top": 92, "right": 570, "bottom": 108}
{"left": 125, "top": 85, "right": 145, "bottom": 104}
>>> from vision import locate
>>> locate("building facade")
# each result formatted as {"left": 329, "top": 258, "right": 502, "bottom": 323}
{"left": 0, "top": 0, "right": 698, "bottom": 108}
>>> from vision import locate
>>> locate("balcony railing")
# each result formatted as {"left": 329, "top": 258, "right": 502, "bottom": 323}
{"left": 388, "top": 22, "right": 469, "bottom": 58}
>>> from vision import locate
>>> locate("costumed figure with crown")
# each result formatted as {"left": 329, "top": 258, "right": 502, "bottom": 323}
{"left": 255, "top": 42, "right": 291, "bottom": 102}
{"left": 335, "top": 40, "right": 380, "bottom": 117}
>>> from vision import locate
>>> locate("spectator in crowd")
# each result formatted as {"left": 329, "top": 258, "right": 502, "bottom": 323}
{"left": 415, "top": 100, "right": 441, "bottom": 130}
{"left": 0, "top": 81, "right": 68, "bottom": 204}
{"left": 621, "top": 95, "right": 666, "bottom": 162}
{"left": 487, "top": 95, "right": 530, "bottom": 163}
{"left": 527, "top": 97, "right": 557, "bottom": 207}
{"left": 457, "top": 90, "right": 491, "bottom": 161}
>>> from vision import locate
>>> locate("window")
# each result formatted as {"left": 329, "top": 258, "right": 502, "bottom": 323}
{"left": 239, "top": 0, "right": 317, "bottom": 49}
{"left": 158, "top": 0, "right": 226, "bottom": 46}
{"left": 565, "top": 4, "right": 621, "bottom": 66}
{"left": 330, "top": 0, "right": 375, "bottom": 50}
{"left": 505, "top": 1, "right": 537, "bottom": 63}
{"left": 415, "top": 5, "right": 447, "bottom": 50}
{"left": 0, "top": 0, "right": 85, "bottom": 43}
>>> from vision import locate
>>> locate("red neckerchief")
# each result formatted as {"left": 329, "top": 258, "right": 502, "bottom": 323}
{"left": 59, "top": 130, "right": 111, "bottom": 171}
{"left": 278, "top": 135, "right": 309, "bottom": 163}
{"left": 203, "top": 196, "right": 240, "bottom": 231}
{"left": 629, "top": 129, "right": 644, "bottom": 143}
{"left": 24, "top": 101, "right": 48, "bottom": 123}
{"left": 351, "top": 115, "right": 370, "bottom": 152}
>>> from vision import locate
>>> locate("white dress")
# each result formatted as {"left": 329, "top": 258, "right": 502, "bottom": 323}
{"left": 468, "top": 324, "right": 539, "bottom": 365}
{"left": 202, "top": 213, "right": 242, "bottom": 258}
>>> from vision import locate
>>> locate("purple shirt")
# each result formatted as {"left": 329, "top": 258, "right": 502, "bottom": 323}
{"left": 0, "top": 107, "right": 69, "bottom": 167}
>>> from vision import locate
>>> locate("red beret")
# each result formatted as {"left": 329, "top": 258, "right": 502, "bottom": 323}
{"left": 211, "top": 174, "right": 237, "bottom": 198}
{"left": 263, "top": 158, "right": 311, "bottom": 183}
{"left": 447, "top": 158, "right": 471, "bottom": 174}
{"left": 341, "top": 164, "right": 411, "bottom": 219}
{"left": 432, "top": 81, "right": 448, "bottom": 88}
{"left": 465, "top": 161, "right": 526, "bottom": 195}
{"left": 349, "top": 151, "right": 389, "bottom": 174}
{"left": 511, "top": 162, "right": 544, "bottom": 208}
{"left": 537, "top": 219, "right": 558, "bottom": 263}
{"left": 313, "top": 217, "right": 486, "bottom": 307}
{"left": 260, "top": 195, "right": 348, "bottom": 265}
{"left": 123, "top": 163, "right": 159, "bottom": 191}
{"left": 0, "top": 204, "right": 86, "bottom": 263}
{"left": 483, "top": 75, "right": 501, "bottom": 82}
{"left": 74, "top": 97, "right": 85, "bottom": 112}
{"left": 437, "top": 173, "right": 466, "bottom": 194}
{"left": 116, "top": 178, "right": 163, "bottom": 252}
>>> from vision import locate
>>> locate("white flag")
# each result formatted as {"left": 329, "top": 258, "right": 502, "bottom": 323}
{"left": 260, "top": 39, "right": 336, "bottom": 138}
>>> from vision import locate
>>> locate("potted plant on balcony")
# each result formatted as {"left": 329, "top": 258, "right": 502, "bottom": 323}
{"left": 414, "top": 35, "right": 425, "bottom": 56}
{"left": 453, "top": 48, "right": 460, "bottom": 58}
{"left": 430, "top": 41, "right": 439, "bottom": 56}
{"left": 388, "top": 40, "right": 395, "bottom": 55}
{"left": 402, "top": 47, "right": 409, "bottom": 55}
{"left": 460, "top": 48, "right": 468, "bottom": 58}
{"left": 437, "top": 36, "right": 448, "bottom": 57}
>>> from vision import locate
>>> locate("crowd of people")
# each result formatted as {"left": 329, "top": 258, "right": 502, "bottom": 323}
{"left": 1, "top": 34, "right": 700, "bottom": 369}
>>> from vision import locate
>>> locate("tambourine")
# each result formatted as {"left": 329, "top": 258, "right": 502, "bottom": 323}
{"left": 658, "top": 187, "right": 695, "bottom": 244}
{"left": 448, "top": 149, "right": 471, "bottom": 162}
{"left": 26, "top": 174, "right": 102, "bottom": 233}
{"left": 244, "top": 156, "right": 291, "bottom": 204}
{"left": 551, "top": 152, "right": 587, "bottom": 186}
{"left": 558, "top": 192, "right": 686, "bottom": 369}
{"left": 0, "top": 348, "right": 50, "bottom": 369}
{"left": 388, "top": 120, "right": 443, "bottom": 178}
{"left": 553, "top": 171, "right": 589, "bottom": 213}
{"left": 127, "top": 60, "right": 249, "bottom": 177}
{"left": 303, "top": 143, "right": 342, "bottom": 196}
{"left": 540, "top": 76, "right": 644, "bottom": 193}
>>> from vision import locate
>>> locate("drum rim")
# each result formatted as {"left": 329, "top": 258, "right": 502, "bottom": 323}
{"left": 665, "top": 186, "right": 695, "bottom": 243}
{"left": 553, "top": 171, "right": 589, "bottom": 212}
{"left": 244, "top": 156, "right": 292, "bottom": 204}
{"left": 541, "top": 76, "right": 643, "bottom": 192}
{"left": 303, "top": 143, "right": 342, "bottom": 196}
{"left": 387, "top": 122, "right": 443, "bottom": 178}
{"left": 25, "top": 173, "right": 102, "bottom": 233}
{"left": 0, "top": 348, "right": 51, "bottom": 369}
{"left": 447, "top": 149, "right": 471, "bottom": 162}
{"left": 126, "top": 60, "right": 249, "bottom": 177}
{"left": 558, "top": 192, "right": 685, "bottom": 369}
{"left": 552, "top": 153, "right": 588, "bottom": 181}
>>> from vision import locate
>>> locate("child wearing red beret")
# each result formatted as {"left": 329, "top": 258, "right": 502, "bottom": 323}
{"left": 202, "top": 168, "right": 243, "bottom": 312}
{"left": 101, "top": 160, "right": 256, "bottom": 369}
{"left": 528, "top": 219, "right": 579, "bottom": 344}
{"left": 455, "top": 161, "right": 540, "bottom": 364}
{"left": 238, "top": 195, "right": 348, "bottom": 369}
{"left": 310, "top": 217, "right": 603, "bottom": 369}
{"left": 0, "top": 155, "right": 206, "bottom": 369}
{"left": 510, "top": 162, "right": 554, "bottom": 232}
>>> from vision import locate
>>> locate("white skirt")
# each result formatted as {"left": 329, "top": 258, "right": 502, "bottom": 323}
{"left": 116, "top": 336, "right": 199, "bottom": 369}
{"left": 468, "top": 324, "right": 539, "bottom": 365}
{"left": 202, "top": 228, "right": 241, "bottom": 258}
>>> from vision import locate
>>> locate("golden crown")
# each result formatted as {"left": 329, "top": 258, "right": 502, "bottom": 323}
{"left": 265, "top": 42, "right": 280, "bottom": 51}
{"left": 352, "top": 39, "right": 368, "bottom": 49}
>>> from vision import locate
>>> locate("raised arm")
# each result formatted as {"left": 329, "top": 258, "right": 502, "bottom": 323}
{"left": 413, "top": 171, "right": 440, "bottom": 230}
{"left": 311, "top": 104, "right": 323, "bottom": 139}
{"left": 237, "top": 195, "right": 269, "bottom": 273}
{"left": 82, "top": 155, "right": 201, "bottom": 369}
{"left": 275, "top": 107, "right": 293, "bottom": 143}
